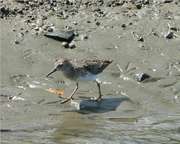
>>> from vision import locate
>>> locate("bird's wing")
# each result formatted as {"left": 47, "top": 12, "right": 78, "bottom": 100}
{"left": 83, "top": 59, "right": 112, "bottom": 74}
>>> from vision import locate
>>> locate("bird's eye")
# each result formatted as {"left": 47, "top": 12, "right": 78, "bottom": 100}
{"left": 57, "top": 64, "right": 63, "bottom": 69}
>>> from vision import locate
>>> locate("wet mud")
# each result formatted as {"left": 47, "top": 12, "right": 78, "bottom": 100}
{"left": 1, "top": 0, "right": 180, "bottom": 144}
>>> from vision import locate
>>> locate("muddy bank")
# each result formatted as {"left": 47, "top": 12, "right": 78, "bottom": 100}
{"left": 1, "top": 0, "right": 180, "bottom": 144}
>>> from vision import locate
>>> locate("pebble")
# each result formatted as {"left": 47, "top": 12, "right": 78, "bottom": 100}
{"left": 165, "top": 31, "right": 174, "bottom": 39}
{"left": 31, "top": 23, "right": 36, "bottom": 28}
{"left": 129, "top": 22, "right": 133, "bottom": 25}
{"left": 121, "top": 24, "right": 126, "bottom": 28}
{"left": 73, "top": 21, "right": 78, "bottom": 25}
{"left": 137, "top": 36, "right": 144, "bottom": 42}
{"left": 62, "top": 42, "right": 69, "bottom": 48}
{"left": 61, "top": 41, "right": 76, "bottom": 49}
{"left": 80, "top": 34, "right": 88, "bottom": 40}
{"left": 135, "top": 3, "right": 142, "bottom": 9}
{"left": 163, "top": 0, "right": 174, "bottom": 3}
{"left": 15, "top": 40, "right": 20, "bottom": 44}
{"left": 12, "top": 28, "right": 16, "bottom": 32}
{"left": 96, "top": 21, "right": 101, "bottom": 26}
{"left": 36, "top": 18, "right": 43, "bottom": 27}
{"left": 47, "top": 26, "right": 54, "bottom": 32}
{"left": 68, "top": 41, "right": 76, "bottom": 49}
{"left": 170, "top": 27, "right": 178, "bottom": 32}
{"left": 34, "top": 26, "right": 39, "bottom": 31}
{"left": 134, "top": 72, "right": 151, "bottom": 82}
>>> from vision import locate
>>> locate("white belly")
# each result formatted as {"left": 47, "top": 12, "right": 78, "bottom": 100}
{"left": 78, "top": 72, "right": 97, "bottom": 81}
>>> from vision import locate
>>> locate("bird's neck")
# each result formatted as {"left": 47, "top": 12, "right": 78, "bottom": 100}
{"left": 62, "top": 63, "right": 75, "bottom": 79}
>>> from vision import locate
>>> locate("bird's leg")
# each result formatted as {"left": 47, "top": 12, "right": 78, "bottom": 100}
{"left": 95, "top": 79, "right": 102, "bottom": 101}
{"left": 61, "top": 82, "right": 78, "bottom": 104}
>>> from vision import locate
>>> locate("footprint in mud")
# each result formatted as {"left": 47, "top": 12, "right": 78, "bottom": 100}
{"left": 23, "top": 49, "right": 34, "bottom": 64}
{"left": 9, "top": 74, "right": 29, "bottom": 88}
{"left": 0, "top": 88, "right": 24, "bottom": 104}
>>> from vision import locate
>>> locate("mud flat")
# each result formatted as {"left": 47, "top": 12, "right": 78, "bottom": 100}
{"left": 1, "top": 0, "right": 180, "bottom": 144}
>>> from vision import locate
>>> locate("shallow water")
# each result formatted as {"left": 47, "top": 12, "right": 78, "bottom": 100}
{"left": 1, "top": 6, "right": 180, "bottom": 144}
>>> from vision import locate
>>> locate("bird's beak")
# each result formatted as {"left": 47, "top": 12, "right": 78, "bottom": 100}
{"left": 46, "top": 68, "right": 57, "bottom": 77}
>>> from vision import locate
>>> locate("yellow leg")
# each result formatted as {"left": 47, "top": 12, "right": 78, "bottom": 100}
{"left": 95, "top": 80, "right": 102, "bottom": 101}
{"left": 61, "top": 82, "right": 79, "bottom": 104}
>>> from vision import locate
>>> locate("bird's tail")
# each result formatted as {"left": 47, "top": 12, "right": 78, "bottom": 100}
{"left": 101, "top": 60, "right": 113, "bottom": 70}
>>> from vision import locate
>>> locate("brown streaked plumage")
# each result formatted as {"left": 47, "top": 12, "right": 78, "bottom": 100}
{"left": 46, "top": 58, "right": 112, "bottom": 104}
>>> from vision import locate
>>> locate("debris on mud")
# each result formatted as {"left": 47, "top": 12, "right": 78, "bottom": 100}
{"left": 132, "top": 32, "right": 144, "bottom": 42}
{"left": 164, "top": 31, "right": 179, "bottom": 39}
{"left": 80, "top": 34, "right": 88, "bottom": 40}
{"left": 46, "top": 88, "right": 64, "bottom": 97}
{"left": 134, "top": 72, "right": 151, "bottom": 82}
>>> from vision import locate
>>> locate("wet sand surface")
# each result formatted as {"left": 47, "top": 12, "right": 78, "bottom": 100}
{"left": 1, "top": 0, "right": 180, "bottom": 144}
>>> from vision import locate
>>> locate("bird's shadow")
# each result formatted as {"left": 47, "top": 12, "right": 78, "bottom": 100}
{"left": 69, "top": 96, "right": 132, "bottom": 114}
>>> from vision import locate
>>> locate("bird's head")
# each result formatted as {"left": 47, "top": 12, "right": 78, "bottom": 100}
{"left": 46, "top": 58, "right": 69, "bottom": 77}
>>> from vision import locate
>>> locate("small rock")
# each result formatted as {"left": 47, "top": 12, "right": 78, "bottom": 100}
{"left": 121, "top": 24, "right": 126, "bottom": 28}
{"left": 15, "top": 40, "right": 20, "bottom": 44}
{"left": 74, "top": 31, "right": 79, "bottom": 37}
{"left": 163, "top": 0, "right": 174, "bottom": 3}
{"left": 96, "top": 21, "right": 101, "bottom": 26}
{"left": 31, "top": 23, "right": 36, "bottom": 28}
{"left": 153, "top": 32, "right": 159, "bottom": 37}
{"left": 42, "top": 15, "right": 47, "bottom": 20}
{"left": 80, "top": 34, "right": 88, "bottom": 40}
{"left": 62, "top": 42, "right": 69, "bottom": 48}
{"left": 47, "top": 26, "right": 54, "bottom": 32}
{"left": 15, "top": 0, "right": 26, "bottom": 3}
{"left": 73, "top": 21, "right": 78, "bottom": 25}
{"left": 25, "top": 29, "right": 29, "bottom": 33}
{"left": 68, "top": 41, "right": 76, "bottom": 49}
{"left": 135, "top": 3, "right": 142, "bottom": 9}
{"left": 17, "top": 8, "right": 24, "bottom": 15}
{"left": 134, "top": 72, "right": 151, "bottom": 82}
{"left": 132, "top": 32, "right": 144, "bottom": 42}
{"left": 106, "top": 0, "right": 125, "bottom": 7}
{"left": 36, "top": 18, "right": 43, "bottom": 27}
{"left": 165, "top": 31, "right": 174, "bottom": 39}
{"left": 34, "top": 26, "right": 39, "bottom": 31}
{"left": 170, "top": 27, "right": 178, "bottom": 32}
{"left": 137, "top": 37, "right": 144, "bottom": 42}
{"left": 0, "top": 6, "right": 10, "bottom": 18}
{"left": 44, "top": 30, "right": 75, "bottom": 42}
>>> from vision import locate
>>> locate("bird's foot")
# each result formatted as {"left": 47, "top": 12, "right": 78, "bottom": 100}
{"left": 91, "top": 96, "right": 102, "bottom": 102}
{"left": 45, "top": 100, "right": 62, "bottom": 105}
{"left": 60, "top": 97, "right": 73, "bottom": 104}
{"left": 58, "top": 95, "right": 65, "bottom": 99}
{"left": 95, "top": 97, "right": 102, "bottom": 102}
